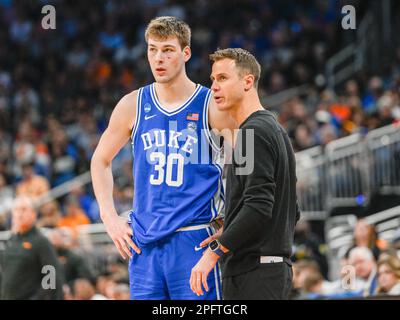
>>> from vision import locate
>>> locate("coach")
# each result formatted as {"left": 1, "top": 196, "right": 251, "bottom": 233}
{"left": 0, "top": 197, "right": 64, "bottom": 300}
{"left": 190, "top": 48, "right": 300, "bottom": 300}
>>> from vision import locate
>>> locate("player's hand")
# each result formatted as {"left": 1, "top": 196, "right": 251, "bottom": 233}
{"left": 190, "top": 249, "right": 219, "bottom": 296}
{"left": 103, "top": 215, "right": 141, "bottom": 259}
{"left": 199, "top": 226, "right": 223, "bottom": 248}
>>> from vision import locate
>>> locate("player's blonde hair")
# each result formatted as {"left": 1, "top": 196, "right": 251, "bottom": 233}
{"left": 145, "top": 16, "right": 191, "bottom": 49}
{"left": 209, "top": 48, "right": 261, "bottom": 89}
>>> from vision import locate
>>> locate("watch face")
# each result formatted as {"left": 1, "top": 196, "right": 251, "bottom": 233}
{"left": 210, "top": 240, "right": 219, "bottom": 251}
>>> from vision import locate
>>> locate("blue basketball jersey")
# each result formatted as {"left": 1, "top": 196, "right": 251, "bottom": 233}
{"left": 129, "top": 83, "right": 224, "bottom": 247}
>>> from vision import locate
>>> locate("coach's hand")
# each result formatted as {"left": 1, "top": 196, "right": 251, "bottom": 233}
{"left": 103, "top": 215, "right": 141, "bottom": 259}
{"left": 190, "top": 249, "right": 219, "bottom": 296}
{"left": 199, "top": 227, "right": 223, "bottom": 248}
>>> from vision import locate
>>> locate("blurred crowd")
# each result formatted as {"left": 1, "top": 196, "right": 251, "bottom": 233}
{"left": 291, "top": 218, "right": 400, "bottom": 299}
{"left": 0, "top": 196, "right": 129, "bottom": 300}
{"left": 279, "top": 75, "right": 400, "bottom": 153}
{"left": 0, "top": 0, "right": 400, "bottom": 299}
{"left": 0, "top": 0, "right": 348, "bottom": 230}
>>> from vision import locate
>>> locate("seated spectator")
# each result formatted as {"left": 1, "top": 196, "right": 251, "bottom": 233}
{"left": 107, "top": 259, "right": 129, "bottom": 284}
{"left": 332, "top": 252, "right": 365, "bottom": 293}
{"left": 73, "top": 278, "right": 96, "bottom": 300}
{"left": 309, "top": 248, "right": 379, "bottom": 300}
{"left": 291, "top": 259, "right": 336, "bottom": 299}
{"left": 47, "top": 228, "right": 95, "bottom": 287}
{"left": 13, "top": 83, "right": 40, "bottom": 125}
{"left": 16, "top": 161, "right": 50, "bottom": 199}
{"left": 293, "top": 220, "right": 329, "bottom": 279}
{"left": 293, "top": 123, "right": 316, "bottom": 151}
{"left": 95, "top": 274, "right": 117, "bottom": 300}
{"left": 348, "top": 247, "right": 378, "bottom": 297}
{"left": 50, "top": 130, "right": 78, "bottom": 187}
{"left": 113, "top": 283, "right": 130, "bottom": 300}
{"left": 113, "top": 184, "right": 134, "bottom": 216}
{"left": 37, "top": 201, "right": 62, "bottom": 228}
{"left": 69, "top": 183, "right": 98, "bottom": 223}
{"left": 13, "top": 120, "right": 50, "bottom": 179}
{"left": 58, "top": 196, "right": 90, "bottom": 233}
{"left": 292, "top": 259, "right": 318, "bottom": 298}
{"left": 376, "top": 254, "right": 400, "bottom": 296}
{"left": 103, "top": 278, "right": 117, "bottom": 300}
{"left": 95, "top": 275, "right": 111, "bottom": 300}
{"left": 349, "top": 218, "right": 387, "bottom": 260}
{"left": 302, "top": 272, "right": 326, "bottom": 298}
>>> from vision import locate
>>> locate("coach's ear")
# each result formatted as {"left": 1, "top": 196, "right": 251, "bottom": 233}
{"left": 244, "top": 74, "right": 255, "bottom": 91}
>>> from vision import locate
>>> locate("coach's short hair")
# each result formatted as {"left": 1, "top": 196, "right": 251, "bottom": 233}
{"left": 209, "top": 48, "right": 261, "bottom": 89}
{"left": 145, "top": 16, "right": 191, "bottom": 49}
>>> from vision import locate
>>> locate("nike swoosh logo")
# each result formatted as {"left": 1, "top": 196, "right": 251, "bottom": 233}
{"left": 144, "top": 114, "right": 157, "bottom": 120}
{"left": 194, "top": 246, "right": 204, "bottom": 251}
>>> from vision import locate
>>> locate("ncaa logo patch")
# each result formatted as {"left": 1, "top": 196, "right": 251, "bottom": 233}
{"left": 144, "top": 103, "right": 152, "bottom": 113}
{"left": 187, "top": 122, "right": 197, "bottom": 131}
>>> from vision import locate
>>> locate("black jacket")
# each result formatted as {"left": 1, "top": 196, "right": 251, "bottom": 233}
{"left": 219, "top": 110, "right": 300, "bottom": 277}
{"left": 0, "top": 226, "right": 64, "bottom": 299}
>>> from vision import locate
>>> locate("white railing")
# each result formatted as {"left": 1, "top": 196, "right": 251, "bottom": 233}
{"left": 366, "top": 124, "right": 400, "bottom": 195}
{"left": 296, "top": 123, "right": 400, "bottom": 219}
{"left": 325, "top": 133, "right": 370, "bottom": 210}
{"left": 296, "top": 146, "right": 326, "bottom": 220}
{"left": 325, "top": 205, "right": 400, "bottom": 253}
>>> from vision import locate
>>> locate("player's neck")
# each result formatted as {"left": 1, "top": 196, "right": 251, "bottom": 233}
{"left": 229, "top": 91, "right": 263, "bottom": 127}
{"left": 154, "top": 74, "right": 196, "bottom": 109}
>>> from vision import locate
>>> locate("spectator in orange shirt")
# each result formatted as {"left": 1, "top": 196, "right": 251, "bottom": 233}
{"left": 16, "top": 162, "right": 50, "bottom": 199}
{"left": 58, "top": 196, "right": 90, "bottom": 232}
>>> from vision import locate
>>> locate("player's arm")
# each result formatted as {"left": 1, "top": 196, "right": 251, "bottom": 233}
{"left": 90, "top": 91, "right": 141, "bottom": 259}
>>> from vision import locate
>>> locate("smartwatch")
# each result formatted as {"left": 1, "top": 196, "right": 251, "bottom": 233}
{"left": 209, "top": 239, "right": 224, "bottom": 257}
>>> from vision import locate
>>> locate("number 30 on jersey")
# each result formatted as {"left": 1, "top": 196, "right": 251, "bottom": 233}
{"left": 149, "top": 152, "right": 184, "bottom": 187}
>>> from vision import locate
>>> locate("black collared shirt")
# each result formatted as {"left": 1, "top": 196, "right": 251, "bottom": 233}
{"left": 219, "top": 110, "right": 300, "bottom": 277}
{"left": 0, "top": 226, "right": 64, "bottom": 299}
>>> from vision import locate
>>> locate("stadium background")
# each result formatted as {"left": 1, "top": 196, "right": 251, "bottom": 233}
{"left": 0, "top": 0, "right": 400, "bottom": 299}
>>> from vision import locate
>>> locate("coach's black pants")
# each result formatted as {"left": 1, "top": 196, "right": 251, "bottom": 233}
{"left": 222, "top": 261, "right": 293, "bottom": 300}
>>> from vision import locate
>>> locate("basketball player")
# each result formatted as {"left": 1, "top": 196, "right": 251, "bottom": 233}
{"left": 91, "top": 17, "right": 234, "bottom": 300}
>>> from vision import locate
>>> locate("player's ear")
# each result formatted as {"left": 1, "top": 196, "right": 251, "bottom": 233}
{"left": 183, "top": 46, "right": 191, "bottom": 62}
{"left": 244, "top": 74, "right": 255, "bottom": 91}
